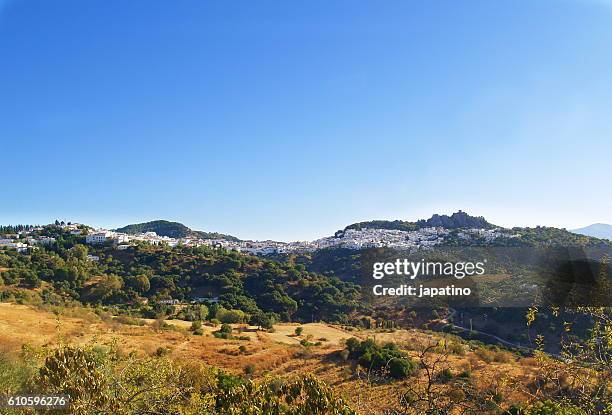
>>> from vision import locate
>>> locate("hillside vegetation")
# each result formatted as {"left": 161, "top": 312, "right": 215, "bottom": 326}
{"left": 0, "top": 226, "right": 364, "bottom": 325}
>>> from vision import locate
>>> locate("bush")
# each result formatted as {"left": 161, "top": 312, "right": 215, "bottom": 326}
{"left": 475, "top": 347, "right": 495, "bottom": 363}
{"left": 448, "top": 342, "right": 466, "bottom": 356}
{"left": 216, "top": 308, "right": 246, "bottom": 324}
{"left": 345, "top": 338, "right": 415, "bottom": 379}
{"left": 153, "top": 346, "right": 171, "bottom": 357}
{"left": 437, "top": 368, "right": 454, "bottom": 383}
{"left": 190, "top": 320, "right": 203, "bottom": 331}
{"left": 151, "top": 318, "right": 175, "bottom": 332}
{"left": 295, "top": 326, "right": 303, "bottom": 336}
{"left": 213, "top": 324, "right": 235, "bottom": 339}
{"left": 177, "top": 304, "right": 208, "bottom": 321}
{"left": 193, "top": 328, "right": 204, "bottom": 336}
{"left": 0, "top": 351, "right": 33, "bottom": 394}
{"left": 457, "top": 369, "right": 471, "bottom": 379}
{"left": 243, "top": 364, "right": 255, "bottom": 375}
{"left": 388, "top": 358, "right": 414, "bottom": 379}
{"left": 114, "top": 315, "right": 145, "bottom": 326}
{"left": 493, "top": 350, "right": 513, "bottom": 363}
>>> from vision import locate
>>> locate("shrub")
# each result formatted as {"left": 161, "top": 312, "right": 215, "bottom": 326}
{"left": 151, "top": 318, "right": 175, "bottom": 331}
{"left": 300, "top": 339, "right": 314, "bottom": 347}
{"left": 388, "top": 358, "right": 414, "bottom": 379}
{"left": 457, "top": 369, "right": 472, "bottom": 379}
{"left": 344, "top": 338, "right": 415, "bottom": 379}
{"left": 475, "top": 347, "right": 495, "bottom": 363}
{"left": 493, "top": 350, "right": 513, "bottom": 363}
{"left": 114, "top": 315, "right": 145, "bottom": 326}
{"left": 437, "top": 368, "right": 454, "bottom": 383}
{"left": 295, "top": 326, "right": 304, "bottom": 336}
{"left": 154, "top": 347, "right": 170, "bottom": 357}
{"left": 216, "top": 308, "right": 246, "bottom": 324}
{"left": 243, "top": 364, "right": 255, "bottom": 375}
{"left": 177, "top": 304, "right": 208, "bottom": 321}
{"left": 213, "top": 324, "right": 235, "bottom": 339}
{"left": 0, "top": 351, "right": 33, "bottom": 394}
{"left": 448, "top": 342, "right": 466, "bottom": 356}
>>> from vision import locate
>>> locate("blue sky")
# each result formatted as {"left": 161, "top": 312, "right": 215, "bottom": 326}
{"left": 1, "top": 0, "right": 611, "bottom": 241}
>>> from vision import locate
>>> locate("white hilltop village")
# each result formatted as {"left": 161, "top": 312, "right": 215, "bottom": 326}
{"left": 0, "top": 221, "right": 517, "bottom": 256}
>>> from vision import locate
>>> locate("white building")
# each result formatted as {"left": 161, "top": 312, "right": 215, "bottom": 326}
{"left": 86, "top": 231, "right": 115, "bottom": 244}
{"left": 0, "top": 241, "right": 29, "bottom": 253}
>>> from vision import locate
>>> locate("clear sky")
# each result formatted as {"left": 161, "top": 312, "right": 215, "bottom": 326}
{"left": 1, "top": 0, "right": 611, "bottom": 241}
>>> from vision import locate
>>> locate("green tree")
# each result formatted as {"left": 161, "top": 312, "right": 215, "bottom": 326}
{"left": 216, "top": 308, "right": 246, "bottom": 323}
{"left": 132, "top": 274, "right": 150, "bottom": 294}
{"left": 250, "top": 312, "right": 275, "bottom": 331}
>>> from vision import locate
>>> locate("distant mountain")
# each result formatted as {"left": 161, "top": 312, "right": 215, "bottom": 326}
{"left": 571, "top": 223, "right": 612, "bottom": 241}
{"left": 114, "top": 220, "right": 240, "bottom": 241}
{"left": 343, "top": 210, "right": 494, "bottom": 233}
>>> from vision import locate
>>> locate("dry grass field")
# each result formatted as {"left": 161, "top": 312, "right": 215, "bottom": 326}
{"left": 0, "top": 302, "right": 537, "bottom": 414}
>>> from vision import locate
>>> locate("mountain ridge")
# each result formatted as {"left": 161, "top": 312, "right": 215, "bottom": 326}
{"left": 344, "top": 210, "right": 495, "bottom": 233}
{"left": 571, "top": 223, "right": 612, "bottom": 241}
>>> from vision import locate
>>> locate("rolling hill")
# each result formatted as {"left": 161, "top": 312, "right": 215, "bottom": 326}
{"left": 114, "top": 219, "right": 240, "bottom": 241}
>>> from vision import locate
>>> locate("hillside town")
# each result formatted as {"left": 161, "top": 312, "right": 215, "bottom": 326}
{"left": 0, "top": 221, "right": 517, "bottom": 255}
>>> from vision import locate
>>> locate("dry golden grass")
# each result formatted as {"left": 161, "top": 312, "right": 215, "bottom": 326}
{"left": 0, "top": 302, "right": 537, "bottom": 414}
{"left": 263, "top": 323, "right": 353, "bottom": 345}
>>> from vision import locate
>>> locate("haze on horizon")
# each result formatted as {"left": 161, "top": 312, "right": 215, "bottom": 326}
{"left": 1, "top": 0, "right": 611, "bottom": 241}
